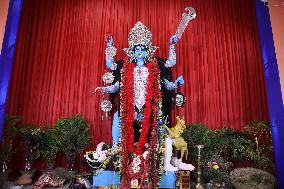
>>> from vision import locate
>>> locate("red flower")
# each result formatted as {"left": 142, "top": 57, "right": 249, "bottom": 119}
{"left": 120, "top": 59, "right": 162, "bottom": 188}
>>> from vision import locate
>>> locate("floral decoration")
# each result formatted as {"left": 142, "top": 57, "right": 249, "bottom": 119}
{"left": 100, "top": 100, "right": 112, "bottom": 112}
{"left": 102, "top": 72, "right": 115, "bottom": 84}
{"left": 119, "top": 58, "right": 162, "bottom": 188}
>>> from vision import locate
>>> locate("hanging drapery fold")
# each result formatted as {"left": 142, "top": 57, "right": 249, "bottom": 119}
{"left": 7, "top": 0, "right": 268, "bottom": 167}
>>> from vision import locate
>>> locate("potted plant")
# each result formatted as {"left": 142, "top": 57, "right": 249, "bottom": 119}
{"left": 181, "top": 123, "right": 210, "bottom": 161}
{"left": 34, "top": 127, "right": 59, "bottom": 169}
{"left": 19, "top": 125, "right": 45, "bottom": 171}
{"left": 55, "top": 115, "right": 90, "bottom": 171}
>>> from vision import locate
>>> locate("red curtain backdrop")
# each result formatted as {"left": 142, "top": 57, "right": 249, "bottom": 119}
{"left": 7, "top": 0, "right": 268, "bottom": 148}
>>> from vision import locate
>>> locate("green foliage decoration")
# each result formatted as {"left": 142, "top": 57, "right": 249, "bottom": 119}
{"left": 181, "top": 123, "right": 210, "bottom": 161}
{"left": 34, "top": 127, "right": 60, "bottom": 164}
{"left": 19, "top": 125, "right": 45, "bottom": 149}
{"left": 244, "top": 121, "right": 274, "bottom": 172}
{"left": 55, "top": 115, "right": 90, "bottom": 158}
{"left": 201, "top": 153, "right": 232, "bottom": 184}
{"left": 207, "top": 128, "right": 254, "bottom": 162}
{"left": 181, "top": 121, "right": 274, "bottom": 184}
{"left": 4, "top": 115, "right": 22, "bottom": 139}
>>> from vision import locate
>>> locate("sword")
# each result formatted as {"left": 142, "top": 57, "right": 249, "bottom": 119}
{"left": 175, "top": 7, "right": 197, "bottom": 39}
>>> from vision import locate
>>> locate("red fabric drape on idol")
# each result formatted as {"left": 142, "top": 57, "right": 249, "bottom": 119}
{"left": 7, "top": 0, "right": 268, "bottom": 169}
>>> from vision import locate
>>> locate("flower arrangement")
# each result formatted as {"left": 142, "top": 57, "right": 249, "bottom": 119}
{"left": 85, "top": 150, "right": 108, "bottom": 164}
{"left": 120, "top": 61, "right": 158, "bottom": 155}
{"left": 208, "top": 161, "right": 220, "bottom": 170}
{"left": 119, "top": 59, "right": 162, "bottom": 187}
{"left": 84, "top": 142, "right": 121, "bottom": 176}
{"left": 84, "top": 149, "right": 112, "bottom": 173}
{"left": 203, "top": 154, "right": 232, "bottom": 184}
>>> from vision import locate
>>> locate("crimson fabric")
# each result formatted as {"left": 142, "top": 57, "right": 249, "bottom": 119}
{"left": 7, "top": 0, "right": 268, "bottom": 148}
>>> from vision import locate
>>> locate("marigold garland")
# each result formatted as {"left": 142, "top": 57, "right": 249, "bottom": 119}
{"left": 119, "top": 58, "right": 162, "bottom": 188}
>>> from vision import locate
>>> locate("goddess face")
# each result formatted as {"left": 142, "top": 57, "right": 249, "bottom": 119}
{"left": 134, "top": 45, "right": 147, "bottom": 63}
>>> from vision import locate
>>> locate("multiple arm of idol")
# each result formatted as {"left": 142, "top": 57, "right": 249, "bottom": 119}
{"left": 99, "top": 35, "right": 185, "bottom": 146}
{"left": 102, "top": 35, "right": 184, "bottom": 94}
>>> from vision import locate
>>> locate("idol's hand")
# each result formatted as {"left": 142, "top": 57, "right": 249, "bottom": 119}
{"left": 107, "top": 36, "right": 113, "bottom": 47}
{"left": 93, "top": 87, "right": 105, "bottom": 95}
{"left": 175, "top": 76, "right": 184, "bottom": 85}
{"left": 105, "top": 36, "right": 117, "bottom": 70}
{"left": 170, "top": 35, "right": 179, "bottom": 45}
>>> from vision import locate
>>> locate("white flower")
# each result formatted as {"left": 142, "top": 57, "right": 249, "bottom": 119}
{"left": 133, "top": 157, "right": 141, "bottom": 166}
{"left": 88, "top": 151, "right": 108, "bottom": 163}
{"left": 131, "top": 179, "right": 139, "bottom": 188}
{"left": 142, "top": 151, "right": 149, "bottom": 160}
{"left": 92, "top": 151, "right": 100, "bottom": 159}
{"left": 102, "top": 72, "right": 115, "bottom": 84}
{"left": 97, "top": 151, "right": 107, "bottom": 162}
{"left": 132, "top": 165, "right": 141, "bottom": 173}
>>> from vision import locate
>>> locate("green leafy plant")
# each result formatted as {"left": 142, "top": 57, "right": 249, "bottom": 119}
{"left": 181, "top": 123, "right": 210, "bottom": 161}
{"left": 19, "top": 125, "right": 46, "bottom": 164}
{"left": 55, "top": 115, "right": 90, "bottom": 165}
{"left": 182, "top": 123, "right": 210, "bottom": 145}
{"left": 182, "top": 121, "right": 274, "bottom": 184}
{"left": 34, "top": 127, "right": 60, "bottom": 165}
{"left": 4, "top": 115, "right": 22, "bottom": 139}
{"left": 19, "top": 125, "right": 45, "bottom": 149}
{"left": 207, "top": 128, "right": 253, "bottom": 162}
{"left": 244, "top": 121, "right": 274, "bottom": 172}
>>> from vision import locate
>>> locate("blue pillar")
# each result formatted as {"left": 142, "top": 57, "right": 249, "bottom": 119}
{"left": 255, "top": 0, "right": 284, "bottom": 187}
{"left": 0, "top": 0, "right": 23, "bottom": 140}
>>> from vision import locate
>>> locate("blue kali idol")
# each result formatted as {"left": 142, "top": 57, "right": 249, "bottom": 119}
{"left": 95, "top": 20, "right": 195, "bottom": 188}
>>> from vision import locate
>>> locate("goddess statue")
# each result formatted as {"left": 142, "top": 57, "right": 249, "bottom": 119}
{"left": 95, "top": 11, "right": 196, "bottom": 186}
{"left": 96, "top": 22, "right": 184, "bottom": 188}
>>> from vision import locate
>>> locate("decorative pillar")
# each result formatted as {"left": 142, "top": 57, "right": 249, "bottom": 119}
{"left": 254, "top": 0, "right": 284, "bottom": 187}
